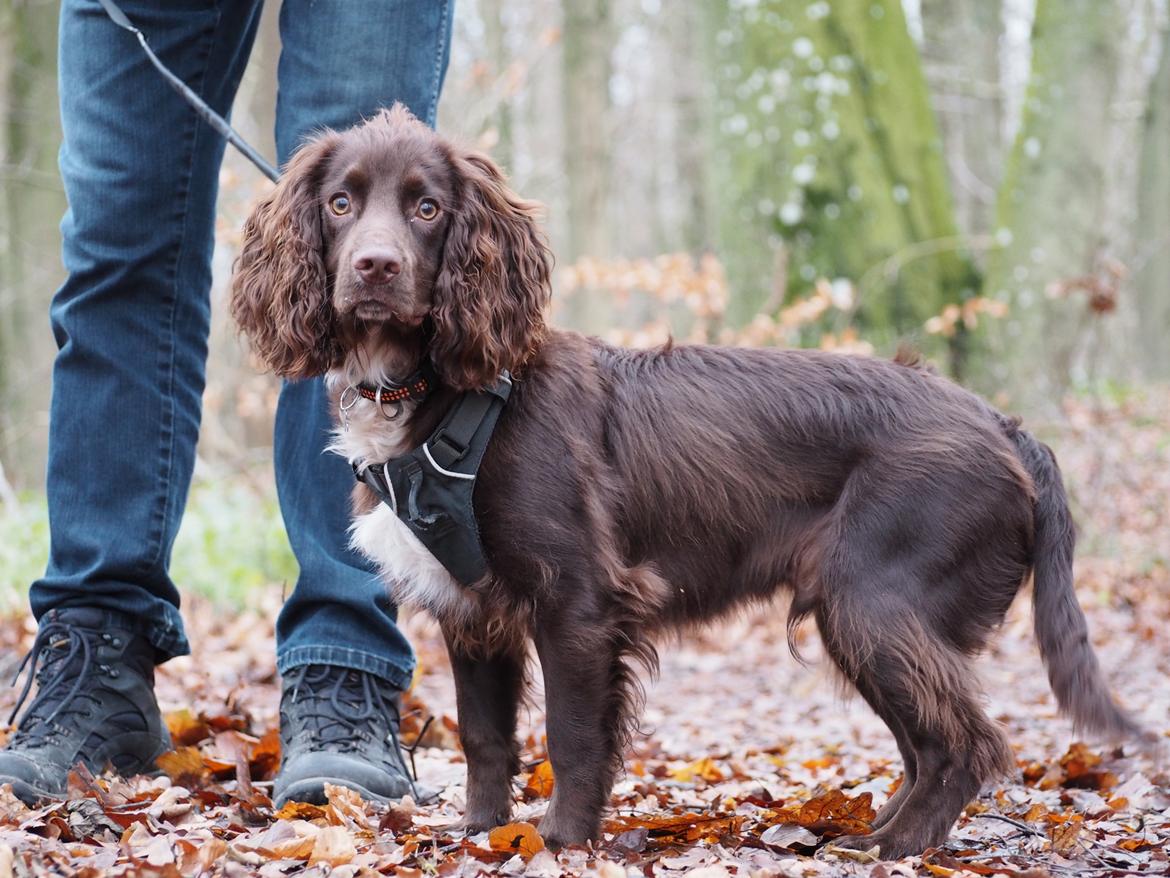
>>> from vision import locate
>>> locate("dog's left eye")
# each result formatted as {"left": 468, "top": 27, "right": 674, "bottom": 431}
{"left": 416, "top": 198, "right": 439, "bottom": 221}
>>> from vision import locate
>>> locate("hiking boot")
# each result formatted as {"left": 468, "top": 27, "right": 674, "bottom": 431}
{"left": 274, "top": 664, "right": 420, "bottom": 806}
{"left": 0, "top": 607, "right": 172, "bottom": 803}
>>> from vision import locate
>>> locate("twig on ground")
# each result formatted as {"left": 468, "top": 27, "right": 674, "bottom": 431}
{"left": 972, "top": 812, "right": 1045, "bottom": 838}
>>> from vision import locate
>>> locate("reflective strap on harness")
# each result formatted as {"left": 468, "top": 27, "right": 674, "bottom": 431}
{"left": 428, "top": 373, "right": 513, "bottom": 470}
{"left": 351, "top": 371, "right": 513, "bottom": 586}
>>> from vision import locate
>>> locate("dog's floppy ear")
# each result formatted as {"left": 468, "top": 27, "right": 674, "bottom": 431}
{"left": 430, "top": 150, "right": 552, "bottom": 391}
{"left": 231, "top": 133, "right": 341, "bottom": 379}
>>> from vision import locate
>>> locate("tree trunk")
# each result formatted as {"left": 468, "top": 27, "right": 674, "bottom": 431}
{"left": 1, "top": 0, "right": 64, "bottom": 487}
{"left": 1133, "top": 23, "right": 1170, "bottom": 380}
{"left": 482, "top": 0, "right": 515, "bottom": 173}
{"left": 561, "top": 0, "right": 612, "bottom": 330}
{"left": 979, "top": 0, "right": 1144, "bottom": 407}
{"left": 710, "top": 0, "right": 973, "bottom": 369}
{"left": 919, "top": 0, "right": 1006, "bottom": 239}
{"left": 669, "top": 1, "right": 715, "bottom": 254}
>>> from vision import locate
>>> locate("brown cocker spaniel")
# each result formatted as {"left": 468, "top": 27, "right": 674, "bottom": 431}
{"left": 231, "top": 105, "right": 1141, "bottom": 858}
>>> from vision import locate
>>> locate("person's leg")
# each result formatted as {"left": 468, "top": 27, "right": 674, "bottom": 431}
{"left": 269, "top": 0, "right": 453, "bottom": 807}
{"left": 272, "top": 0, "right": 454, "bottom": 690}
{"left": 33, "top": 0, "right": 263, "bottom": 657}
{"left": 0, "top": 0, "right": 262, "bottom": 802}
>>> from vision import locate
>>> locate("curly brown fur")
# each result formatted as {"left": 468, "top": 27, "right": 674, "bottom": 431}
{"left": 231, "top": 106, "right": 1143, "bottom": 859}
{"left": 430, "top": 150, "right": 551, "bottom": 391}
{"left": 231, "top": 133, "right": 343, "bottom": 378}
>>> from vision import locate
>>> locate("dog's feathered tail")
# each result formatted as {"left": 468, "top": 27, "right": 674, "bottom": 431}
{"left": 1011, "top": 427, "right": 1143, "bottom": 741}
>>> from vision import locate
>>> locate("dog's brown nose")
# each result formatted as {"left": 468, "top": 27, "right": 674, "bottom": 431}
{"left": 353, "top": 249, "right": 402, "bottom": 285}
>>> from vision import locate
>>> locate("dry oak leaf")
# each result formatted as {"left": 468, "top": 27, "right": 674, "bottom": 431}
{"left": 239, "top": 819, "right": 320, "bottom": 860}
{"left": 310, "top": 824, "right": 357, "bottom": 866}
{"left": 1022, "top": 803, "right": 1048, "bottom": 823}
{"left": 180, "top": 836, "right": 228, "bottom": 874}
{"left": 163, "top": 709, "right": 211, "bottom": 747}
{"left": 324, "top": 782, "right": 371, "bottom": 830}
{"left": 767, "top": 789, "right": 876, "bottom": 838}
{"left": 488, "top": 822, "right": 545, "bottom": 857}
{"left": 154, "top": 747, "right": 209, "bottom": 787}
{"left": 524, "top": 761, "right": 556, "bottom": 798}
{"left": 923, "top": 863, "right": 956, "bottom": 877}
{"left": 604, "top": 812, "right": 744, "bottom": 845}
{"left": 1048, "top": 813, "right": 1084, "bottom": 857}
{"left": 669, "top": 757, "right": 724, "bottom": 784}
{"left": 922, "top": 853, "right": 1004, "bottom": 876}
{"left": 249, "top": 727, "right": 282, "bottom": 781}
{"left": 1059, "top": 742, "right": 1117, "bottom": 790}
{"left": 273, "top": 800, "right": 328, "bottom": 821}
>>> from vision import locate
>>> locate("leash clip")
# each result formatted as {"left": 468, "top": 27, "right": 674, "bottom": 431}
{"left": 339, "top": 385, "right": 361, "bottom": 431}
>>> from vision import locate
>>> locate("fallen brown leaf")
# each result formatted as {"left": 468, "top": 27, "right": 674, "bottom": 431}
{"left": 767, "top": 789, "right": 876, "bottom": 838}
{"left": 1049, "top": 813, "right": 1084, "bottom": 856}
{"left": 524, "top": 760, "right": 556, "bottom": 798}
{"left": 154, "top": 747, "right": 209, "bottom": 787}
{"left": 310, "top": 825, "right": 357, "bottom": 866}
{"left": 488, "top": 822, "right": 545, "bottom": 858}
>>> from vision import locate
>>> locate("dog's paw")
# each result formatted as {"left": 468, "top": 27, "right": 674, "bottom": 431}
{"left": 830, "top": 830, "right": 922, "bottom": 862}
{"left": 535, "top": 818, "right": 595, "bottom": 850}
{"left": 460, "top": 811, "right": 512, "bottom": 835}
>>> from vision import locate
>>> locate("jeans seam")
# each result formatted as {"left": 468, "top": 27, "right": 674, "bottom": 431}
{"left": 143, "top": 7, "right": 222, "bottom": 574}
{"left": 426, "top": 0, "right": 451, "bottom": 126}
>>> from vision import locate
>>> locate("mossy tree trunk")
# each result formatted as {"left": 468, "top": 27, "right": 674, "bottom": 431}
{"left": 978, "top": 0, "right": 1125, "bottom": 406}
{"left": 710, "top": 0, "right": 975, "bottom": 370}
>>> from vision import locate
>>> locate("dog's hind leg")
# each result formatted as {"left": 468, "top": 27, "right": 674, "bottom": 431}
{"left": 443, "top": 629, "right": 527, "bottom": 832}
{"left": 850, "top": 680, "right": 918, "bottom": 831}
{"left": 816, "top": 591, "right": 1013, "bottom": 859}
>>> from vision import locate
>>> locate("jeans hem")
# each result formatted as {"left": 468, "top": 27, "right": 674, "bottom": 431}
{"left": 277, "top": 646, "right": 414, "bottom": 692}
{"left": 42, "top": 604, "right": 191, "bottom": 663}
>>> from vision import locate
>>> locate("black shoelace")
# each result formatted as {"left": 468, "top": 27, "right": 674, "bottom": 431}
{"left": 285, "top": 665, "right": 421, "bottom": 798}
{"left": 8, "top": 621, "right": 113, "bottom": 747}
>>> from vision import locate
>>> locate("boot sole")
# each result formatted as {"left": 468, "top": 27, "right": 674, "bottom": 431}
{"left": 276, "top": 776, "right": 437, "bottom": 807}
{"left": 2, "top": 777, "right": 59, "bottom": 806}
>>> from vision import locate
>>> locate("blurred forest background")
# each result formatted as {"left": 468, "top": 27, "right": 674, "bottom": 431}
{"left": 0, "top": 0, "right": 1168, "bottom": 598}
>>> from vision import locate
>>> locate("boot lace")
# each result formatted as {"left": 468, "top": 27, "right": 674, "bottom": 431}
{"left": 284, "top": 665, "right": 419, "bottom": 798}
{"left": 7, "top": 621, "right": 114, "bottom": 749}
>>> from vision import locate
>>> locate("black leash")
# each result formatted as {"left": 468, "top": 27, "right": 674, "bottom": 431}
{"left": 96, "top": 0, "right": 280, "bottom": 183}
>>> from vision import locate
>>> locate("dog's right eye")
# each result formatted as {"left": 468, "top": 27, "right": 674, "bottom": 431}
{"left": 328, "top": 193, "right": 351, "bottom": 216}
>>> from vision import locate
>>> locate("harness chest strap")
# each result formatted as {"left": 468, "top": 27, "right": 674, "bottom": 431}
{"left": 353, "top": 372, "right": 513, "bottom": 586}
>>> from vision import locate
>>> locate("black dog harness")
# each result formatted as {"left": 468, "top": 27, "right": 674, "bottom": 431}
{"left": 352, "top": 372, "right": 512, "bottom": 586}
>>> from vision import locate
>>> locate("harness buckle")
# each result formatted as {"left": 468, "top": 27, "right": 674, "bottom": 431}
{"left": 354, "top": 462, "right": 396, "bottom": 514}
{"left": 429, "top": 433, "right": 468, "bottom": 466}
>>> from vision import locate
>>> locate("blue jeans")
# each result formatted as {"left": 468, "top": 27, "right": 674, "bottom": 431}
{"left": 32, "top": 0, "right": 453, "bottom": 692}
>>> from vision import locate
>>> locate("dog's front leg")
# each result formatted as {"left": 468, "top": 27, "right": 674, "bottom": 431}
{"left": 533, "top": 612, "right": 629, "bottom": 847}
{"left": 444, "top": 628, "right": 526, "bottom": 832}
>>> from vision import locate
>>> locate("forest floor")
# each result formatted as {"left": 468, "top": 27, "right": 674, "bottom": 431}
{"left": 1, "top": 388, "right": 1168, "bottom": 877}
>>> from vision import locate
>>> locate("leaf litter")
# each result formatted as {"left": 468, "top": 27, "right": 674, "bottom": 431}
{"left": 2, "top": 390, "right": 1169, "bottom": 876}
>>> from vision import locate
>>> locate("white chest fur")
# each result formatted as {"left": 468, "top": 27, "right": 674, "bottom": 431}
{"left": 327, "top": 368, "right": 479, "bottom": 624}
{"left": 348, "top": 501, "right": 478, "bottom": 622}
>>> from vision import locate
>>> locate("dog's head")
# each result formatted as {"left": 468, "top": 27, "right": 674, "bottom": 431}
{"left": 231, "top": 104, "right": 552, "bottom": 390}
